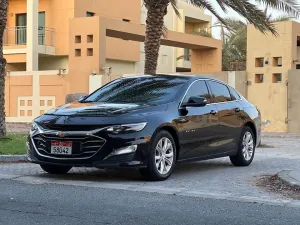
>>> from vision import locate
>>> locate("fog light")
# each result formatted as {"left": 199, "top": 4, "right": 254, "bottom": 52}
{"left": 104, "top": 145, "right": 137, "bottom": 160}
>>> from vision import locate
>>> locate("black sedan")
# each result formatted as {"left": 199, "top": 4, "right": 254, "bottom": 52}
{"left": 27, "top": 75, "right": 261, "bottom": 181}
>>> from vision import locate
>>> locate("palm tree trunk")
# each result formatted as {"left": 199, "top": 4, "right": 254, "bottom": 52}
{"left": 144, "top": 4, "right": 168, "bottom": 75}
{"left": 0, "top": 0, "right": 8, "bottom": 137}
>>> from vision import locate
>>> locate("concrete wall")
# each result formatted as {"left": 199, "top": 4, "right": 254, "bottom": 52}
{"left": 105, "top": 59, "right": 136, "bottom": 75}
{"left": 74, "top": 0, "right": 140, "bottom": 23}
{"left": 291, "top": 22, "right": 300, "bottom": 70}
{"left": 6, "top": 63, "right": 26, "bottom": 71}
{"left": 5, "top": 70, "right": 67, "bottom": 122}
{"left": 68, "top": 17, "right": 101, "bottom": 94}
{"left": 246, "top": 22, "right": 294, "bottom": 132}
{"left": 233, "top": 71, "right": 247, "bottom": 98}
{"left": 191, "top": 47, "right": 222, "bottom": 73}
{"left": 287, "top": 70, "right": 300, "bottom": 133}
{"left": 74, "top": 0, "right": 141, "bottom": 63}
{"left": 39, "top": 56, "right": 68, "bottom": 71}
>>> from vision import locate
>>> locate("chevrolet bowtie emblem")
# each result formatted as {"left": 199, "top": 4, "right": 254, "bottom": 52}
{"left": 56, "top": 132, "right": 65, "bottom": 138}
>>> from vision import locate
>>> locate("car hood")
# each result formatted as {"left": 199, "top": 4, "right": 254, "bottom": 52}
{"left": 45, "top": 102, "right": 165, "bottom": 117}
{"left": 36, "top": 102, "right": 168, "bottom": 127}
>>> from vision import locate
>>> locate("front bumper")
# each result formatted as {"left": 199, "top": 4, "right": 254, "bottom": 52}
{"left": 27, "top": 129, "right": 152, "bottom": 168}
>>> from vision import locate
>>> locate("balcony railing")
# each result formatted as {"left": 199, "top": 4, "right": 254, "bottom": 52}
{"left": 3, "top": 26, "right": 55, "bottom": 47}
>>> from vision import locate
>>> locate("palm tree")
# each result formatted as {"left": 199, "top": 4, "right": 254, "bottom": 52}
{"left": 219, "top": 9, "right": 292, "bottom": 71}
{"left": 143, "top": 0, "right": 300, "bottom": 74}
{"left": 0, "top": 0, "right": 8, "bottom": 138}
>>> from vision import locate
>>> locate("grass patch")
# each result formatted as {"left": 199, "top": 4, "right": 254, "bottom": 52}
{"left": 0, "top": 134, "right": 28, "bottom": 155}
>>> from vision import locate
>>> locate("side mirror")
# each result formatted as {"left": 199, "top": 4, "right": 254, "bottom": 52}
{"left": 182, "top": 96, "right": 207, "bottom": 108}
{"left": 65, "top": 93, "right": 88, "bottom": 103}
{"left": 78, "top": 95, "right": 88, "bottom": 102}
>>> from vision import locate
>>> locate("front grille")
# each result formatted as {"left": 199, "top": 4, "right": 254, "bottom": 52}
{"left": 32, "top": 133, "right": 105, "bottom": 159}
{"left": 37, "top": 123, "right": 106, "bottom": 131}
{"left": 103, "top": 153, "right": 135, "bottom": 164}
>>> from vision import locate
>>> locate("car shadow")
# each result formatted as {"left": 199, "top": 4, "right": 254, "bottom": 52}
{"left": 174, "top": 160, "right": 233, "bottom": 174}
{"left": 32, "top": 159, "right": 233, "bottom": 183}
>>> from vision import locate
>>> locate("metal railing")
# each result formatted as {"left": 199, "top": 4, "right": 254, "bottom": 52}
{"left": 3, "top": 26, "right": 55, "bottom": 47}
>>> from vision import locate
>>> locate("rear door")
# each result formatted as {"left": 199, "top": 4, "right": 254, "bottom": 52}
{"left": 176, "top": 80, "right": 219, "bottom": 159}
{"left": 207, "top": 81, "right": 243, "bottom": 154}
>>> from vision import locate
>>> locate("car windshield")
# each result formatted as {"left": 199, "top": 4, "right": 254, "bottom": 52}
{"left": 84, "top": 76, "right": 189, "bottom": 104}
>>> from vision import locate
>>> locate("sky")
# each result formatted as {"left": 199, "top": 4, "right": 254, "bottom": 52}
{"left": 204, "top": 0, "right": 300, "bottom": 39}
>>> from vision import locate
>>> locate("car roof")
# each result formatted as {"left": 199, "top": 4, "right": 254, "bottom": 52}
{"left": 122, "top": 74, "right": 219, "bottom": 82}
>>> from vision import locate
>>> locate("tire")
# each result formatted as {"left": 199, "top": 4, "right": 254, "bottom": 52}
{"left": 40, "top": 164, "right": 72, "bottom": 174}
{"left": 230, "top": 126, "right": 256, "bottom": 167}
{"left": 139, "top": 130, "right": 176, "bottom": 181}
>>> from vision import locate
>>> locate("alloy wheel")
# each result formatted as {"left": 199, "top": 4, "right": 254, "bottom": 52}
{"left": 242, "top": 131, "right": 254, "bottom": 161}
{"left": 155, "top": 137, "right": 174, "bottom": 175}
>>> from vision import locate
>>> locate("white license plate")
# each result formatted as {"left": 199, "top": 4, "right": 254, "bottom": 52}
{"left": 51, "top": 141, "right": 72, "bottom": 155}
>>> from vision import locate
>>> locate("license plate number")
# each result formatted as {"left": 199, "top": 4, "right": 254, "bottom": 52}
{"left": 51, "top": 141, "right": 72, "bottom": 155}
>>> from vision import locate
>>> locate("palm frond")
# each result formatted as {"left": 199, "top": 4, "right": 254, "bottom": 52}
{"left": 225, "top": 0, "right": 278, "bottom": 35}
{"left": 272, "top": 15, "right": 293, "bottom": 21}
{"left": 255, "top": 0, "right": 300, "bottom": 17}
{"left": 170, "top": 0, "right": 182, "bottom": 19}
{"left": 185, "top": 0, "right": 227, "bottom": 25}
{"left": 215, "top": 18, "right": 247, "bottom": 34}
{"left": 187, "top": 0, "right": 279, "bottom": 35}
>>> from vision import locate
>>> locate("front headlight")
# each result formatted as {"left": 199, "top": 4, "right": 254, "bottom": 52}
{"left": 31, "top": 121, "right": 38, "bottom": 132}
{"left": 106, "top": 122, "right": 147, "bottom": 134}
{"left": 30, "top": 121, "right": 40, "bottom": 135}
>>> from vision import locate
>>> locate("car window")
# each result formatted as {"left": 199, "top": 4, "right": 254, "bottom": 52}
{"left": 207, "top": 81, "right": 232, "bottom": 103}
{"left": 84, "top": 76, "right": 189, "bottom": 104}
{"left": 182, "top": 80, "right": 211, "bottom": 104}
{"left": 228, "top": 86, "right": 241, "bottom": 101}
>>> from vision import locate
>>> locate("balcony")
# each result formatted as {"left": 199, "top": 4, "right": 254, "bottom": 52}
{"left": 3, "top": 26, "right": 55, "bottom": 47}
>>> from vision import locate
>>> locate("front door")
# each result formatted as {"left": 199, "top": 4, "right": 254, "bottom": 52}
{"left": 176, "top": 80, "right": 219, "bottom": 160}
{"left": 207, "top": 81, "right": 243, "bottom": 154}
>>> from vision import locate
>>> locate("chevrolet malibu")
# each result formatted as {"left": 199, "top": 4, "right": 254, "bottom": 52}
{"left": 27, "top": 75, "right": 261, "bottom": 181}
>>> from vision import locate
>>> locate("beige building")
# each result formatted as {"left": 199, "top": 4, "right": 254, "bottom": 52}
{"left": 247, "top": 21, "right": 300, "bottom": 133}
{"left": 4, "top": 0, "right": 221, "bottom": 123}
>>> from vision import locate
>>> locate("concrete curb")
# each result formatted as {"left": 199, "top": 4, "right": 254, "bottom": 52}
{"left": 262, "top": 133, "right": 300, "bottom": 138}
{"left": 0, "top": 155, "right": 28, "bottom": 163}
{"left": 278, "top": 170, "right": 300, "bottom": 188}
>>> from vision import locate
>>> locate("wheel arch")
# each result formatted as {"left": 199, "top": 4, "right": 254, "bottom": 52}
{"left": 154, "top": 125, "right": 180, "bottom": 161}
{"left": 243, "top": 121, "right": 257, "bottom": 144}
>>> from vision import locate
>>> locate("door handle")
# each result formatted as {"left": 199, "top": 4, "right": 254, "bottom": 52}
{"left": 235, "top": 108, "right": 241, "bottom": 112}
{"left": 210, "top": 110, "right": 217, "bottom": 115}
{"left": 177, "top": 118, "right": 188, "bottom": 123}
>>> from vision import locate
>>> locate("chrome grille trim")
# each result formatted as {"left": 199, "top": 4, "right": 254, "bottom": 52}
{"left": 30, "top": 124, "right": 107, "bottom": 160}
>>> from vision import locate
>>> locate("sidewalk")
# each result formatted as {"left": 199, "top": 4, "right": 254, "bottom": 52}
{"left": 262, "top": 132, "right": 300, "bottom": 138}
{"left": 6, "top": 123, "right": 30, "bottom": 134}
{"left": 278, "top": 170, "right": 300, "bottom": 188}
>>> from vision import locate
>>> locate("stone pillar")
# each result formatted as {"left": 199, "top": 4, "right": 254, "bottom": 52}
{"left": 26, "top": 0, "right": 39, "bottom": 71}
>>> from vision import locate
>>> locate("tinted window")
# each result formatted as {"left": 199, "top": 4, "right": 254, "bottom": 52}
{"left": 228, "top": 86, "right": 241, "bottom": 100}
{"left": 183, "top": 80, "right": 211, "bottom": 104}
{"left": 84, "top": 76, "right": 189, "bottom": 104}
{"left": 208, "top": 81, "right": 232, "bottom": 103}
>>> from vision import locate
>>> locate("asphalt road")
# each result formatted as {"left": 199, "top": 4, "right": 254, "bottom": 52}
{"left": 0, "top": 179, "right": 299, "bottom": 225}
